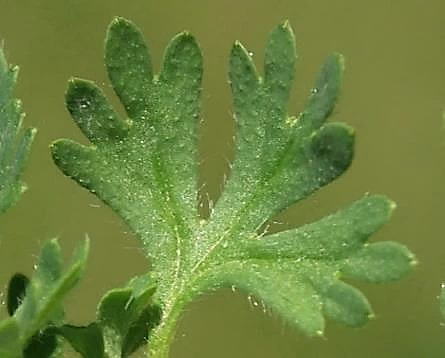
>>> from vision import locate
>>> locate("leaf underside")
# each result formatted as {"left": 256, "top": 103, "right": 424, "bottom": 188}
{"left": 0, "top": 47, "right": 35, "bottom": 214}
{"left": 51, "top": 16, "right": 415, "bottom": 353}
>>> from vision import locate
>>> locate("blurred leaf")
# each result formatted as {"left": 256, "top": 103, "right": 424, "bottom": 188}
{"left": 55, "top": 324, "right": 104, "bottom": 358}
{"left": 52, "top": 18, "right": 416, "bottom": 356}
{"left": 0, "top": 46, "right": 35, "bottom": 213}
{"left": 0, "top": 239, "right": 89, "bottom": 356}
{"left": 23, "top": 330, "right": 58, "bottom": 358}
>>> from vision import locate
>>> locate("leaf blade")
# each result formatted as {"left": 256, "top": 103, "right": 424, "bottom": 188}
{"left": 0, "top": 48, "right": 35, "bottom": 213}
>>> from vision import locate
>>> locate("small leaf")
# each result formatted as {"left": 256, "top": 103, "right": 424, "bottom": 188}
{"left": 0, "top": 238, "right": 89, "bottom": 355}
{"left": 56, "top": 275, "right": 159, "bottom": 358}
{"left": 55, "top": 324, "right": 104, "bottom": 358}
{"left": 16, "top": 238, "right": 89, "bottom": 338}
{"left": 0, "top": 47, "right": 35, "bottom": 213}
{"left": 23, "top": 329, "right": 57, "bottom": 358}
{"left": 97, "top": 276, "right": 157, "bottom": 357}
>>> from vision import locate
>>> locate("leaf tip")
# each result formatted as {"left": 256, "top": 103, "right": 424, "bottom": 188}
{"left": 110, "top": 16, "right": 132, "bottom": 28}
{"left": 231, "top": 40, "right": 249, "bottom": 57}
{"left": 179, "top": 30, "right": 192, "bottom": 38}
{"left": 281, "top": 19, "right": 293, "bottom": 32}
{"left": 233, "top": 39, "right": 242, "bottom": 47}
{"left": 330, "top": 52, "right": 345, "bottom": 70}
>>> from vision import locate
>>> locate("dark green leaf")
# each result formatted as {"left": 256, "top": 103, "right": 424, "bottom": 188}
{"left": 23, "top": 329, "right": 57, "bottom": 358}
{"left": 7, "top": 273, "right": 29, "bottom": 316}
{"left": 55, "top": 324, "right": 104, "bottom": 358}
{"left": 65, "top": 78, "right": 129, "bottom": 144}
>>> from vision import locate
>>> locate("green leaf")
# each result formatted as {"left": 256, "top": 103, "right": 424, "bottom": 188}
{"left": 52, "top": 18, "right": 415, "bottom": 357}
{"left": 97, "top": 276, "right": 157, "bottom": 357}
{"left": 0, "top": 46, "right": 35, "bottom": 213}
{"left": 0, "top": 239, "right": 89, "bottom": 356}
{"left": 0, "top": 319, "right": 21, "bottom": 358}
{"left": 23, "top": 329, "right": 58, "bottom": 358}
{"left": 56, "top": 275, "right": 160, "bottom": 358}
{"left": 55, "top": 324, "right": 104, "bottom": 358}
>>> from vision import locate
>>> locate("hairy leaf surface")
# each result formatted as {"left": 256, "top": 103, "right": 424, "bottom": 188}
{"left": 0, "top": 47, "right": 35, "bottom": 213}
{"left": 52, "top": 17, "right": 415, "bottom": 356}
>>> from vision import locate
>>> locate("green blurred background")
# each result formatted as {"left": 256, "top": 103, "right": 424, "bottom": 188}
{"left": 0, "top": 0, "right": 444, "bottom": 357}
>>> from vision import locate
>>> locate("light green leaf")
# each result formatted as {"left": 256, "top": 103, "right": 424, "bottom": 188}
{"left": 0, "top": 319, "right": 21, "bottom": 358}
{"left": 0, "top": 47, "right": 35, "bottom": 213}
{"left": 52, "top": 18, "right": 415, "bottom": 357}
{"left": 0, "top": 239, "right": 89, "bottom": 356}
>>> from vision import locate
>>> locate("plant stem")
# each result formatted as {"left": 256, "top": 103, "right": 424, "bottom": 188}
{"left": 147, "top": 285, "right": 191, "bottom": 358}
{"left": 147, "top": 304, "right": 182, "bottom": 358}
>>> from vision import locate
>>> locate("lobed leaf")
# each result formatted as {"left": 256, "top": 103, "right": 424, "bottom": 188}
{"left": 0, "top": 47, "right": 35, "bottom": 213}
{"left": 52, "top": 17, "right": 202, "bottom": 280}
{"left": 51, "top": 18, "right": 416, "bottom": 357}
